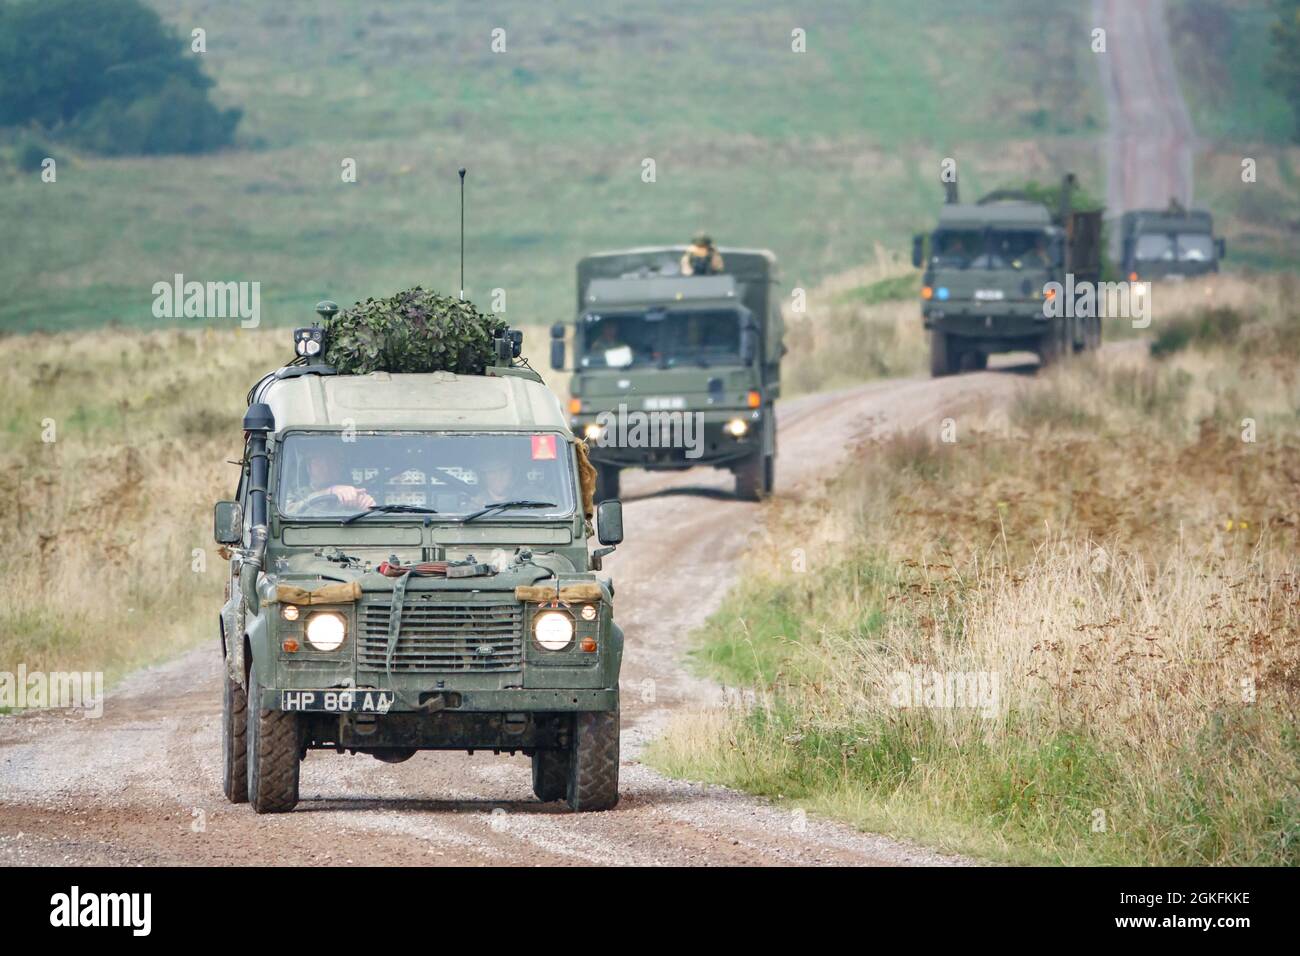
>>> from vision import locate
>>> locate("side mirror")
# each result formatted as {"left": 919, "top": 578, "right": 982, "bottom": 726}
{"left": 214, "top": 500, "right": 243, "bottom": 545}
{"left": 739, "top": 327, "right": 757, "bottom": 365}
{"left": 911, "top": 234, "right": 924, "bottom": 269}
{"left": 596, "top": 499, "right": 623, "bottom": 546}
{"left": 1216, "top": 238, "right": 1226, "bottom": 260}
{"left": 550, "top": 322, "right": 566, "bottom": 371}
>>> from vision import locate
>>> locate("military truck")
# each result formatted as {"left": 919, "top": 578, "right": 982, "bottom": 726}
{"left": 215, "top": 307, "right": 624, "bottom": 813}
{"left": 1118, "top": 201, "right": 1225, "bottom": 282}
{"left": 551, "top": 246, "right": 785, "bottom": 501}
{"left": 912, "top": 174, "right": 1104, "bottom": 375}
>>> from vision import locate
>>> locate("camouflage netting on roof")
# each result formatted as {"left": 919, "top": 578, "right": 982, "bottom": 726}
{"left": 325, "top": 287, "right": 507, "bottom": 375}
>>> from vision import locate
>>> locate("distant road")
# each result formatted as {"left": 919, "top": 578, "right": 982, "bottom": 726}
{"left": 1095, "top": 0, "right": 1195, "bottom": 226}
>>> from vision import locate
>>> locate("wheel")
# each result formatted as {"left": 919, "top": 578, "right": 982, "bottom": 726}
{"left": 531, "top": 749, "right": 570, "bottom": 802}
{"left": 1037, "top": 322, "right": 1066, "bottom": 369}
{"left": 594, "top": 464, "right": 620, "bottom": 503}
{"left": 960, "top": 350, "right": 987, "bottom": 371}
{"left": 734, "top": 450, "right": 769, "bottom": 501}
{"left": 221, "top": 670, "right": 248, "bottom": 804}
{"left": 930, "top": 330, "right": 959, "bottom": 377}
{"left": 566, "top": 710, "right": 619, "bottom": 812}
{"left": 1088, "top": 315, "right": 1103, "bottom": 350}
{"left": 246, "top": 660, "right": 302, "bottom": 813}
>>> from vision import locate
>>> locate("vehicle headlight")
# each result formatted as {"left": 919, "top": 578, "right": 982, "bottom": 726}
{"left": 534, "top": 610, "right": 574, "bottom": 650}
{"left": 584, "top": 423, "right": 604, "bottom": 441}
{"left": 305, "top": 612, "right": 346, "bottom": 651}
{"left": 725, "top": 418, "right": 749, "bottom": 437}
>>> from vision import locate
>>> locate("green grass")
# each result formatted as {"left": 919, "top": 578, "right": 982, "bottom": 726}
{"left": 0, "top": 0, "right": 1108, "bottom": 332}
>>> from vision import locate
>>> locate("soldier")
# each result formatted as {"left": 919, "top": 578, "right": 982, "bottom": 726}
{"left": 680, "top": 233, "right": 724, "bottom": 276}
{"left": 287, "top": 441, "right": 376, "bottom": 513}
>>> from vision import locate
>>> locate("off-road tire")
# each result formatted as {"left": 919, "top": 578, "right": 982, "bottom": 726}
{"left": 734, "top": 450, "right": 770, "bottom": 501}
{"left": 246, "top": 660, "right": 302, "bottom": 813}
{"left": 594, "top": 464, "right": 620, "bottom": 503}
{"left": 221, "top": 671, "right": 248, "bottom": 803}
{"left": 531, "top": 749, "right": 570, "bottom": 802}
{"left": 1037, "top": 322, "right": 1067, "bottom": 369}
{"left": 930, "top": 330, "right": 958, "bottom": 377}
{"left": 566, "top": 710, "right": 619, "bottom": 812}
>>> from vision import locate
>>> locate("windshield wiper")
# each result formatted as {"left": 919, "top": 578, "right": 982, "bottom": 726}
{"left": 341, "top": 504, "right": 440, "bottom": 524}
{"left": 457, "top": 500, "right": 557, "bottom": 524}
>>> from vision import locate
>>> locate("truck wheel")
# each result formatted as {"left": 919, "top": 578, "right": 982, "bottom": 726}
{"left": 221, "top": 671, "right": 248, "bottom": 804}
{"left": 566, "top": 710, "right": 619, "bottom": 812}
{"left": 1088, "top": 316, "right": 1103, "bottom": 350}
{"left": 594, "top": 464, "right": 620, "bottom": 503}
{"left": 531, "top": 749, "right": 570, "bottom": 802}
{"left": 930, "top": 331, "right": 958, "bottom": 377}
{"left": 734, "top": 451, "right": 767, "bottom": 501}
{"left": 246, "top": 660, "right": 301, "bottom": 813}
{"left": 1037, "top": 323, "right": 1064, "bottom": 369}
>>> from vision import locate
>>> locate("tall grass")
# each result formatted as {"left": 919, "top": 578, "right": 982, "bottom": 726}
{"left": 649, "top": 275, "right": 1300, "bottom": 864}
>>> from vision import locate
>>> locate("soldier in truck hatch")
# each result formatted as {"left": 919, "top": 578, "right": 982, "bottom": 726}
{"left": 680, "top": 233, "right": 724, "bottom": 276}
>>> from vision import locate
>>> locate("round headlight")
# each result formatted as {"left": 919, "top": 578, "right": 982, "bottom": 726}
{"left": 725, "top": 418, "right": 748, "bottom": 437}
{"left": 584, "top": 423, "right": 604, "bottom": 441}
{"left": 305, "top": 612, "right": 346, "bottom": 651}
{"left": 534, "top": 611, "right": 574, "bottom": 650}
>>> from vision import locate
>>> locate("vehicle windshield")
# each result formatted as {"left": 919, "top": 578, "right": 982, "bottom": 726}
{"left": 580, "top": 309, "right": 742, "bottom": 369}
{"left": 274, "top": 432, "right": 576, "bottom": 520}
{"left": 1135, "top": 234, "right": 1175, "bottom": 261}
{"left": 929, "top": 228, "right": 1050, "bottom": 270}
{"left": 1176, "top": 233, "right": 1214, "bottom": 262}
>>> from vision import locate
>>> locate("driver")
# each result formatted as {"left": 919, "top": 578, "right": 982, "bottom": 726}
{"left": 476, "top": 452, "right": 520, "bottom": 505}
{"left": 286, "top": 441, "right": 376, "bottom": 514}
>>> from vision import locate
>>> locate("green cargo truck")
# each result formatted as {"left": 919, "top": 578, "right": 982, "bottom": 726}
{"left": 913, "top": 174, "right": 1104, "bottom": 375}
{"left": 552, "top": 246, "right": 785, "bottom": 501}
{"left": 1119, "top": 202, "right": 1225, "bottom": 282}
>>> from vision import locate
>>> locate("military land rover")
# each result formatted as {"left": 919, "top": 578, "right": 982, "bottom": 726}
{"left": 215, "top": 309, "right": 624, "bottom": 813}
{"left": 552, "top": 246, "right": 785, "bottom": 501}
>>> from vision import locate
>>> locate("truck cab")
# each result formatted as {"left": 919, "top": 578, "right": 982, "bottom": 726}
{"left": 1119, "top": 205, "right": 1224, "bottom": 282}
{"left": 215, "top": 342, "right": 624, "bottom": 813}
{"left": 913, "top": 176, "right": 1103, "bottom": 376}
{"left": 554, "top": 246, "right": 784, "bottom": 501}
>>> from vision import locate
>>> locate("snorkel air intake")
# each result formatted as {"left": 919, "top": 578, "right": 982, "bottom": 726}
{"left": 241, "top": 402, "right": 275, "bottom": 610}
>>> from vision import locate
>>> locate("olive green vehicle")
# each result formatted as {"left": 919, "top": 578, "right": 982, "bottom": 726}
{"left": 551, "top": 246, "right": 785, "bottom": 502}
{"left": 1118, "top": 202, "right": 1224, "bottom": 282}
{"left": 912, "top": 174, "right": 1104, "bottom": 375}
{"left": 215, "top": 314, "right": 624, "bottom": 813}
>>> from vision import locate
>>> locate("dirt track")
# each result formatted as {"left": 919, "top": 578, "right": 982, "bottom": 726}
{"left": 0, "top": 363, "right": 1038, "bottom": 867}
{"left": 1095, "top": 0, "right": 1195, "bottom": 219}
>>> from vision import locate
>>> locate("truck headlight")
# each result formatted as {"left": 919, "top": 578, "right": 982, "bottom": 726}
{"left": 725, "top": 418, "right": 749, "bottom": 437}
{"left": 534, "top": 611, "right": 574, "bottom": 650}
{"left": 305, "top": 612, "right": 346, "bottom": 651}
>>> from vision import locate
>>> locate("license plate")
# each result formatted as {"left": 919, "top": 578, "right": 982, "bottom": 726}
{"left": 280, "top": 689, "right": 395, "bottom": 713}
{"left": 642, "top": 396, "right": 686, "bottom": 411}
{"left": 973, "top": 289, "right": 1004, "bottom": 301}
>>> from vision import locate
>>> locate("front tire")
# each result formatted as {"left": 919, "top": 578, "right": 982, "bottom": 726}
{"left": 930, "top": 330, "right": 959, "bottom": 377}
{"left": 566, "top": 710, "right": 619, "bottom": 812}
{"left": 221, "top": 671, "right": 248, "bottom": 804}
{"left": 532, "top": 749, "right": 570, "bottom": 802}
{"left": 246, "top": 660, "right": 302, "bottom": 813}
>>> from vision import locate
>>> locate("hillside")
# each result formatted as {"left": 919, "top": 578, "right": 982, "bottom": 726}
{"left": 0, "top": 0, "right": 1106, "bottom": 331}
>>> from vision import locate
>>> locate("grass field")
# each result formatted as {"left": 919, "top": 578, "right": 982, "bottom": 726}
{"left": 0, "top": 0, "right": 1108, "bottom": 332}
{"left": 648, "top": 274, "right": 1300, "bottom": 865}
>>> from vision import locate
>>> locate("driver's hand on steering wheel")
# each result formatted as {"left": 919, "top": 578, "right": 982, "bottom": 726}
{"left": 328, "top": 484, "right": 376, "bottom": 509}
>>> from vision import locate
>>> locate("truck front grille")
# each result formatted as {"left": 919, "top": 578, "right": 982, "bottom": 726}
{"left": 358, "top": 601, "right": 524, "bottom": 673}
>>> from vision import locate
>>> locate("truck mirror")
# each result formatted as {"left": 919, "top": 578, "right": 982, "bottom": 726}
{"left": 740, "top": 328, "right": 757, "bottom": 365}
{"left": 550, "top": 322, "right": 565, "bottom": 340}
{"left": 596, "top": 499, "right": 623, "bottom": 546}
{"left": 1216, "top": 238, "right": 1226, "bottom": 260}
{"left": 550, "top": 337, "right": 565, "bottom": 371}
{"left": 214, "top": 500, "right": 242, "bottom": 545}
{"left": 911, "top": 234, "right": 924, "bottom": 269}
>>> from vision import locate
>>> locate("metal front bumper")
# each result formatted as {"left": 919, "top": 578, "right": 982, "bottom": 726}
{"left": 260, "top": 685, "right": 618, "bottom": 713}
{"left": 924, "top": 303, "right": 1050, "bottom": 340}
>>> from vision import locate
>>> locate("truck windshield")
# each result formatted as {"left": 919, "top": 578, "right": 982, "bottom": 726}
{"left": 581, "top": 310, "right": 742, "bottom": 369}
{"left": 930, "top": 229, "right": 1050, "bottom": 270}
{"left": 275, "top": 432, "right": 577, "bottom": 520}
{"left": 1176, "top": 233, "right": 1214, "bottom": 262}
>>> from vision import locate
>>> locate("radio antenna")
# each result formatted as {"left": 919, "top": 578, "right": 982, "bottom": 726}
{"left": 458, "top": 167, "right": 467, "bottom": 299}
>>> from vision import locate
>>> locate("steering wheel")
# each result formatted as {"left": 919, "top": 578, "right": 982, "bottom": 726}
{"left": 298, "top": 491, "right": 344, "bottom": 514}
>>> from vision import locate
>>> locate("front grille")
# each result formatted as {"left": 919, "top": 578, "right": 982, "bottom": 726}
{"left": 358, "top": 600, "right": 524, "bottom": 673}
